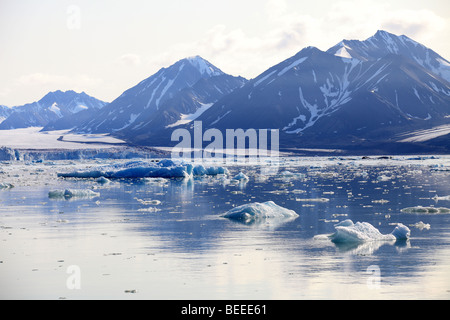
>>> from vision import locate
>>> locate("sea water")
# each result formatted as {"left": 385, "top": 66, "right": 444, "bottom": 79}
{"left": 1, "top": 156, "right": 450, "bottom": 299}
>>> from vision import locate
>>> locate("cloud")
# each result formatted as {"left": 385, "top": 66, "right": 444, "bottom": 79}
{"left": 0, "top": 73, "right": 105, "bottom": 106}
{"left": 144, "top": 0, "right": 446, "bottom": 80}
{"left": 381, "top": 9, "right": 446, "bottom": 41}
{"left": 117, "top": 53, "right": 142, "bottom": 67}
{"left": 16, "top": 73, "right": 103, "bottom": 88}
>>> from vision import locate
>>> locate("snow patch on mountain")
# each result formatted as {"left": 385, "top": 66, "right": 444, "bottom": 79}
{"left": 167, "top": 103, "right": 214, "bottom": 128}
{"left": 278, "top": 57, "right": 308, "bottom": 76}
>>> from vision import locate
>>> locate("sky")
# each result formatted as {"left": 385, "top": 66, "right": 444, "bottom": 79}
{"left": 0, "top": 0, "right": 449, "bottom": 106}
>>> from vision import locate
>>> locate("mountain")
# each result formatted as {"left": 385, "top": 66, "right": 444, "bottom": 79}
{"left": 137, "top": 30, "right": 449, "bottom": 153}
{"left": 0, "top": 90, "right": 107, "bottom": 130}
{"left": 0, "top": 105, "right": 13, "bottom": 125}
{"left": 75, "top": 56, "right": 245, "bottom": 135}
{"left": 327, "top": 30, "right": 450, "bottom": 82}
{"left": 115, "top": 73, "right": 246, "bottom": 142}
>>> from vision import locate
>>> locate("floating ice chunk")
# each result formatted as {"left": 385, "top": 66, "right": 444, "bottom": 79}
{"left": 0, "top": 182, "right": 14, "bottom": 189}
{"left": 401, "top": 206, "right": 450, "bottom": 214}
{"left": 296, "top": 198, "right": 330, "bottom": 202}
{"left": 372, "top": 199, "right": 390, "bottom": 204}
{"left": 377, "top": 175, "right": 393, "bottom": 182}
{"left": 135, "top": 198, "right": 161, "bottom": 205}
{"left": 222, "top": 201, "right": 298, "bottom": 224}
{"left": 96, "top": 176, "right": 111, "bottom": 184}
{"left": 138, "top": 207, "right": 161, "bottom": 213}
{"left": 391, "top": 224, "right": 411, "bottom": 240}
{"left": 48, "top": 189, "right": 100, "bottom": 199}
{"left": 328, "top": 219, "right": 410, "bottom": 243}
{"left": 410, "top": 221, "right": 431, "bottom": 230}
{"left": 233, "top": 172, "right": 249, "bottom": 181}
{"left": 433, "top": 195, "right": 450, "bottom": 201}
{"left": 193, "top": 165, "right": 229, "bottom": 176}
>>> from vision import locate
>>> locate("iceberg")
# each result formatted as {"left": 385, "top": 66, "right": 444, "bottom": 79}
{"left": 328, "top": 219, "right": 410, "bottom": 243}
{"left": 48, "top": 189, "right": 100, "bottom": 199}
{"left": 96, "top": 176, "right": 111, "bottom": 184}
{"left": 193, "top": 165, "right": 229, "bottom": 176}
{"left": 232, "top": 172, "right": 249, "bottom": 181}
{"left": 57, "top": 159, "right": 229, "bottom": 180}
{"left": 222, "top": 201, "right": 298, "bottom": 224}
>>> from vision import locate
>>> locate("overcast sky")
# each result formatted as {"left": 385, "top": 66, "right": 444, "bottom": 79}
{"left": 1, "top": 0, "right": 449, "bottom": 106}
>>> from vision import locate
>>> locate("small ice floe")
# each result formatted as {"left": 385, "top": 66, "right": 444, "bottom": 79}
{"left": 320, "top": 219, "right": 410, "bottom": 243}
{"left": 96, "top": 176, "right": 111, "bottom": 185}
{"left": 278, "top": 171, "right": 305, "bottom": 179}
{"left": 48, "top": 189, "right": 100, "bottom": 199}
{"left": 0, "top": 182, "right": 14, "bottom": 189}
{"left": 433, "top": 195, "right": 450, "bottom": 201}
{"left": 296, "top": 198, "right": 330, "bottom": 202}
{"left": 232, "top": 172, "right": 249, "bottom": 181}
{"left": 135, "top": 198, "right": 161, "bottom": 205}
{"left": 372, "top": 199, "right": 390, "bottom": 204}
{"left": 137, "top": 207, "right": 161, "bottom": 213}
{"left": 222, "top": 201, "right": 298, "bottom": 225}
{"left": 401, "top": 206, "right": 450, "bottom": 214}
{"left": 410, "top": 221, "right": 431, "bottom": 230}
{"left": 377, "top": 175, "right": 393, "bottom": 182}
{"left": 193, "top": 165, "right": 229, "bottom": 176}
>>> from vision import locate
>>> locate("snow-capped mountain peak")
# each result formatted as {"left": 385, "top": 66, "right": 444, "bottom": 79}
{"left": 327, "top": 30, "right": 450, "bottom": 82}
{"left": 185, "top": 56, "right": 224, "bottom": 77}
{"left": 0, "top": 90, "right": 107, "bottom": 130}
{"left": 75, "top": 56, "right": 245, "bottom": 134}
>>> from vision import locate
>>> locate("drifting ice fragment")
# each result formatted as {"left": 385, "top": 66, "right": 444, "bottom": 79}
{"left": 433, "top": 195, "right": 450, "bottom": 201}
{"left": 232, "top": 172, "right": 249, "bottom": 181}
{"left": 401, "top": 206, "right": 450, "bottom": 214}
{"left": 48, "top": 189, "right": 100, "bottom": 199}
{"left": 193, "top": 165, "right": 229, "bottom": 176}
{"left": 222, "top": 201, "right": 298, "bottom": 224}
{"left": 327, "top": 219, "right": 410, "bottom": 243}
{"left": 296, "top": 198, "right": 330, "bottom": 202}
{"left": 96, "top": 176, "right": 111, "bottom": 184}
{"left": 411, "top": 221, "right": 431, "bottom": 230}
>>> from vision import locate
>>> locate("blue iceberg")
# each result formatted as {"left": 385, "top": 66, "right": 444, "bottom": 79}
{"left": 57, "top": 159, "right": 229, "bottom": 180}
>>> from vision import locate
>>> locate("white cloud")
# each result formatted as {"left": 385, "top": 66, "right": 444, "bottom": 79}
{"left": 16, "top": 73, "right": 103, "bottom": 88}
{"left": 117, "top": 53, "right": 142, "bottom": 67}
{"left": 143, "top": 0, "right": 447, "bottom": 80}
{"left": 0, "top": 73, "right": 105, "bottom": 106}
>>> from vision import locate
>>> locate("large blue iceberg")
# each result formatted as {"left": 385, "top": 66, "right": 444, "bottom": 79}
{"left": 57, "top": 159, "right": 229, "bottom": 180}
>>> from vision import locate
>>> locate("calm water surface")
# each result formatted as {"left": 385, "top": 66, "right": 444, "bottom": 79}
{"left": 1, "top": 156, "right": 450, "bottom": 299}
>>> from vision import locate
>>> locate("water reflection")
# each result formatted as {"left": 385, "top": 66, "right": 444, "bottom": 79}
{"left": 1, "top": 157, "right": 450, "bottom": 299}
